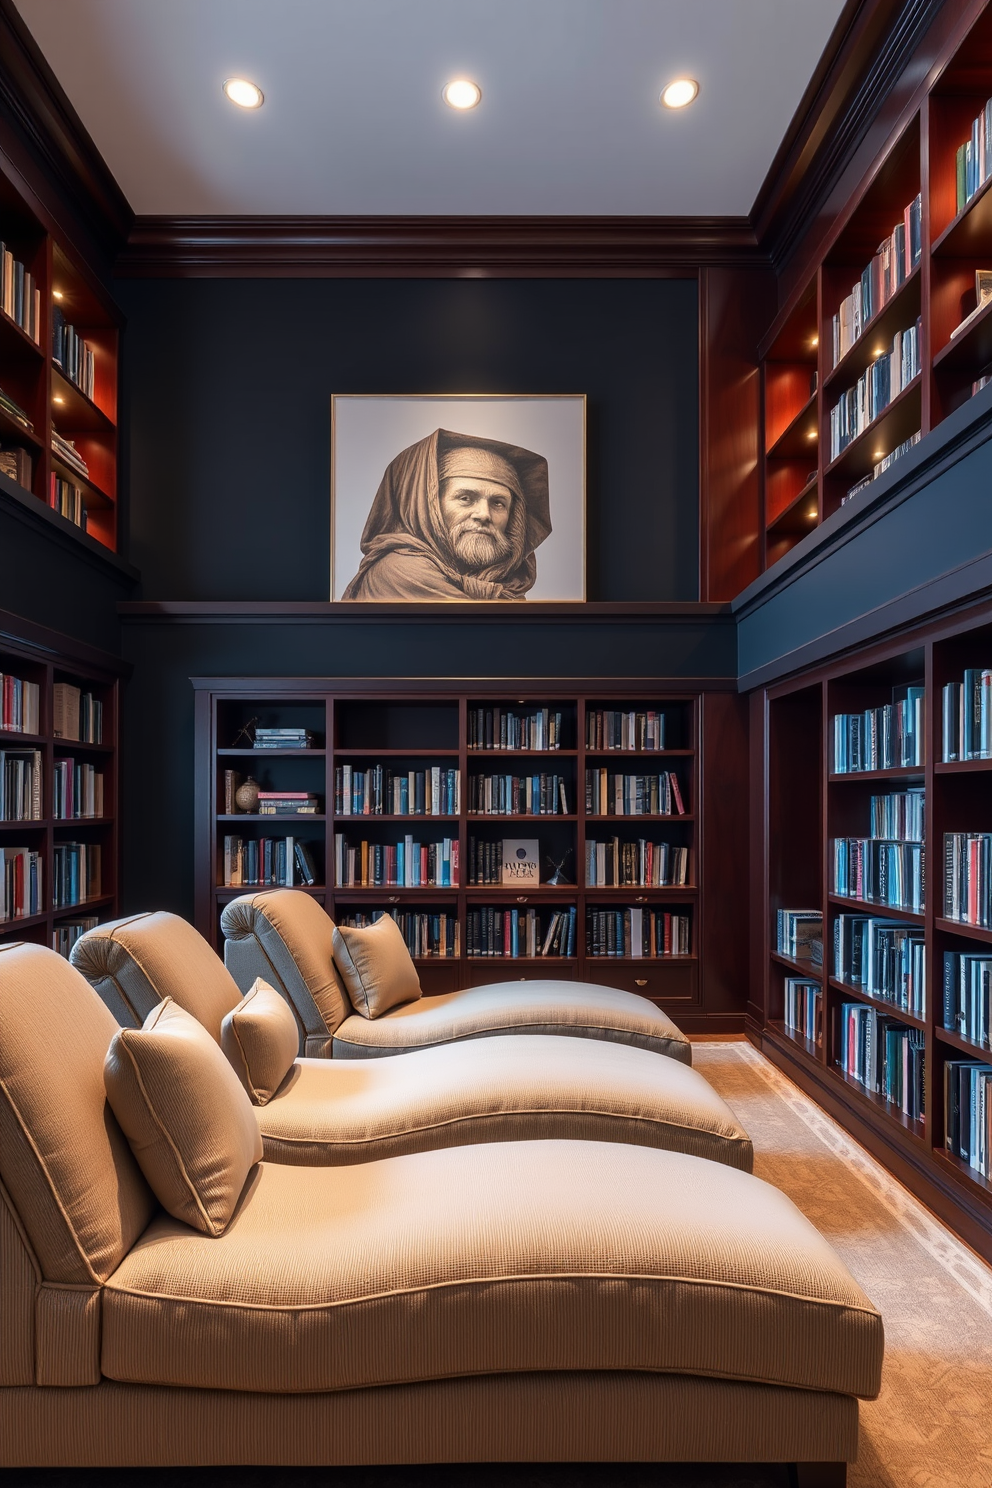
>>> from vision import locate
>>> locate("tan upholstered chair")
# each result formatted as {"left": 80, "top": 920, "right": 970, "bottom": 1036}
{"left": 72, "top": 911, "right": 752, "bottom": 1169}
{"left": 0, "top": 939, "right": 881, "bottom": 1478}
{"left": 221, "top": 888, "right": 692, "bottom": 1061}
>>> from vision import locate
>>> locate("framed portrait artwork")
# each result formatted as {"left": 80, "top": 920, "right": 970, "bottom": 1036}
{"left": 331, "top": 394, "right": 586, "bottom": 602}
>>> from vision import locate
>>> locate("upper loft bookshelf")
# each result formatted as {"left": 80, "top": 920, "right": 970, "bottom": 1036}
{"left": 0, "top": 162, "right": 120, "bottom": 553}
{"left": 759, "top": 2, "right": 992, "bottom": 569}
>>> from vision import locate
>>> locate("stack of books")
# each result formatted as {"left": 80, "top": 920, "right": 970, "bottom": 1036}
{"left": 252, "top": 727, "right": 313, "bottom": 750}
{"left": 955, "top": 98, "right": 992, "bottom": 213}
{"left": 51, "top": 431, "right": 89, "bottom": 481}
{"left": 945, "top": 1061, "right": 991, "bottom": 1178}
{"left": 257, "top": 791, "right": 319, "bottom": 816}
{"left": 222, "top": 836, "right": 316, "bottom": 887}
{"left": 53, "top": 684, "right": 102, "bottom": 743}
{"left": 50, "top": 475, "right": 85, "bottom": 530}
{"left": 829, "top": 318, "right": 922, "bottom": 462}
{"left": 833, "top": 793, "right": 925, "bottom": 913}
{"left": 0, "top": 386, "right": 33, "bottom": 432}
{"left": 0, "top": 242, "right": 40, "bottom": 343}
{"left": 335, "top": 765, "right": 460, "bottom": 816}
{"left": 51, "top": 308, "right": 95, "bottom": 400}
{"left": 0, "top": 447, "right": 31, "bottom": 491}
{"left": 845, "top": 431, "right": 922, "bottom": 503}
{"left": 52, "top": 841, "right": 101, "bottom": 908}
{"left": 334, "top": 834, "right": 457, "bottom": 888}
{"left": 469, "top": 773, "right": 569, "bottom": 816}
{"left": 338, "top": 909, "right": 460, "bottom": 959}
{"left": 776, "top": 909, "right": 823, "bottom": 966}
{"left": 466, "top": 905, "right": 575, "bottom": 958}
{"left": 830, "top": 193, "right": 922, "bottom": 366}
{"left": 53, "top": 759, "right": 104, "bottom": 819}
{"left": 944, "top": 832, "right": 992, "bottom": 927}
{"left": 52, "top": 918, "right": 99, "bottom": 958}
{"left": 784, "top": 980, "right": 821, "bottom": 1044}
{"left": 584, "top": 837, "right": 688, "bottom": 887}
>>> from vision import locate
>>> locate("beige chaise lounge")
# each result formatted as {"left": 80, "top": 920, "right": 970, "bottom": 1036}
{"left": 72, "top": 911, "right": 752, "bottom": 1169}
{"left": 0, "top": 940, "right": 881, "bottom": 1478}
{"left": 221, "top": 887, "right": 692, "bottom": 1060}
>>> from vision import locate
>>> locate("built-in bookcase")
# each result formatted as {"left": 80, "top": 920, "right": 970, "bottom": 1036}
{"left": 0, "top": 624, "right": 122, "bottom": 956}
{"left": 755, "top": 599, "right": 992, "bottom": 1262}
{"left": 758, "top": 3, "right": 992, "bottom": 569}
{"left": 195, "top": 678, "right": 748, "bottom": 1028}
{"left": 0, "top": 156, "right": 121, "bottom": 552}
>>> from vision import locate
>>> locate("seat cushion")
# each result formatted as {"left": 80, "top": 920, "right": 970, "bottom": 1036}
{"left": 71, "top": 912, "right": 241, "bottom": 1043}
{"left": 255, "top": 1034, "right": 752, "bottom": 1168}
{"left": 103, "top": 1140, "right": 883, "bottom": 1399}
{"left": 0, "top": 942, "right": 155, "bottom": 1286}
{"left": 333, "top": 979, "right": 690, "bottom": 1062}
{"left": 222, "top": 979, "right": 301, "bottom": 1105}
{"left": 332, "top": 916, "right": 422, "bottom": 1018}
{"left": 105, "top": 999, "right": 263, "bottom": 1236}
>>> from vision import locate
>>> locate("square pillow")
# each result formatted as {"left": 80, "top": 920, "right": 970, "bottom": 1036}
{"left": 104, "top": 998, "right": 263, "bottom": 1236}
{"left": 332, "top": 915, "right": 422, "bottom": 1019}
{"left": 221, "top": 977, "right": 300, "bottom": 1105}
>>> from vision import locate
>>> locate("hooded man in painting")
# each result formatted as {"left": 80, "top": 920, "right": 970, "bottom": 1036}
{"left": 342, "top": 428, "right": 551, "bottom": 601}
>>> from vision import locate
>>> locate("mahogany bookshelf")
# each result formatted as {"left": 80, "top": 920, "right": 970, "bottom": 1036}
{"left": 0, "top": 156, "right": 121, "bottom": 553}
{"left": 0, "top": 622, "right": 123, "bottom": 956}
{"left": 194, "top": 677, "right": 749, "bottom": 1030}
{"left": 757, "top": 3, "right": 992, "bottom": 569}
{"left": 752, "top": 596, "right": 992, "bottom": 1263}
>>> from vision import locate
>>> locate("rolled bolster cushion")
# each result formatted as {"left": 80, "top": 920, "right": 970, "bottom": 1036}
{"left": 221, "top": 978, "right": 300, "bottom": 1106}
{"left": 104, "top": 998, "right": 263, "bottom": 1236}
{"left": 332, "top": 916, "right": 422, "bottom": 1019}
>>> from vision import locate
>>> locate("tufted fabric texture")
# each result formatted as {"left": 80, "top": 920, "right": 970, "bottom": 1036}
{"left": 254, "top": 1034, "right": 752, "bottom": 1168}
{"left": 102, "top": 1139, "right": 883, "bottom": 1398}
{"left": 333, "top": 979, "right": 692, "bottom": 1062}
{"left": 221, "top": 978, "right": 300, "bottom": 1106}
{"left": 332, "top": 914, "right": 423, "bottom": 1018}
{"left": 221, "top": 890, "right": 351, "bottom": 1046}
{"left": 104, "top": 999, "right": 263, "bottom": 1236}
{"left": 71, "top": 912, "right": 242, "bottom": 1042}
{"left": 0, "top": 942, "right": 155, "bottom": 1286}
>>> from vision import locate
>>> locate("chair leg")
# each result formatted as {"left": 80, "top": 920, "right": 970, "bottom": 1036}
{"left": 791, "top": 1464, "right": 847, "bottom": 1488}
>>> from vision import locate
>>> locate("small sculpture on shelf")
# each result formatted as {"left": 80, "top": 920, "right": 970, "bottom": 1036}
{"left": 545, "top": 849, "right": 573, "bottom": 886}
{"left": 231, "top": 717, "right": 258, "bottom": 748}
{"left": 234, "top": 777, "right": 260, "bottom": 814}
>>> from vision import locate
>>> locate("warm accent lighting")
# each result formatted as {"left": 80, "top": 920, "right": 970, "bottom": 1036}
{"left": 661, "top": 78, "right": 699, "bottom": 109}
{"left": 443, "top": 79, "right": 482, "bottom": 110}
{"left": 53, "top": 290, "right": 63, "bottom": 301}
{"left": 810, "top": 335, "right": 818, "bottom": 348}
{"left": 52, "top": 395, "right": 64, "bottom": 404}
{"left": 808, "top": 507, "right": 817, "bottom": 520}
{"left": 223, "top": 77, "right": 264, "bottom": 109}
{"left": 873, "top": 450, "right": 884, "bottom": 460}
{"left": 873, "top": 346, "right": 885, "bottom": 358}
{"left": 806, "top": 428, "right": 817, "bottom": 440}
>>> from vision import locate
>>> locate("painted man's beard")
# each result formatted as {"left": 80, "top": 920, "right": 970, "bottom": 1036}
{"left": 450, "top": 521, "right": 514, "bottom": 570}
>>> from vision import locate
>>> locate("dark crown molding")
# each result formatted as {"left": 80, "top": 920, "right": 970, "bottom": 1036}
{"left": 116, "top": 215, "right": 763, "bottom": 278}
{"left": 0, "top": 0, "right": 132, "bottom": 269}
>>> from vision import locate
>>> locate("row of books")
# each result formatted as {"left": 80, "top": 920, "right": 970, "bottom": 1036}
{"left": 466, "top": 905, "right": 576, "bottom": 959}
{"left": 585, "top": 709, "right": 667, "bottom": 752}
{"left": 222, "top": 836, "right": 317, "bottom": 888}
{"left": 839, "top": 1003, "right": 925, "bottom": 1120}
{"left": 52, "top": 841, "right": 101, "bottom": 908}
{"left": 945, "top": 1061, "right": 991, "bottom": 1179}
{"left": 258, "top": 792, "right": 319, "bottom": 816}
{"left": 776, "top": 909, "right": 823, "bottom": 965}
{"left": 50, "top": 475, "right": 86, "bottom": 530}
{"left": 467, "top": 837, "right": 539, "bottom": 887}
{"left": 588, "top": 907, "right": 690, "bottom": 958}
{"left": 943, "top": 951, "right": 992, "bottom": 1050}
{"left": 867, "top": 788, "right": 924, "bottom": 843}
{"left": 830, "top": 194, "right": 922, "bottom": 367}
{"left": 53, "top": 684, "right": 102, "bottom": 744}
{"left": 339, "top": 909, "right": 460, "bottom": 959}
{"left": 784, "top": 979, "right": 821, "bottom": 1045}
{"left": 252, "top": 727, "right": 313, "bottom": 750}
{"left": 833, "top": 913, "right": 926, "bottom": 1019}
{"left": 832, "top": 687, "right": 924, "bottom": 772}
{"left": 335, "top": 765, "right": 460, "bottom": 817}
{"left": 584, "top": 770, "right": 686, "bottom": 817}
{"left": 832, "top": 838, "right": 925, "bottom": 913}
{"left": 828, "top": 319, "right": 922, "bottom": 463}
{"left": 0, "top": 243, "right": 41, "bottom": 344}
{"left": 53, "top": 759, "right": 104, "bottom": 820}
{"left": 844, "top": 431, "right": 922, "bottom": 503}
{"left": 468, "top": 774, "right": 570, "bottom": 817}
{"left": 468, "top": 708, "right": 564, "bottom": 751}
{"left": 51, "top": 430, "right": 88, "bottom": 481}
{"left": 943, "top": 832, "right": 992, "bottom": 927}
{"left": 0, "top": 846, "right": 42, "bottom": 919}
{"left": 0, "top": 673, "right": 40, "bottom": 735}
{"left": 334, "top": 834, "right": 458, "bottom": 889}
{"left": 942, "top": 669, "right": 992, "bottom": 761}
{"left": 52, "top": 917, "right": 98, "bottom": 959}
{"left": 584, "top": 837, "right": 689, "bottom": 888}
{"left": 955, "top": 97, "right": 992, "bottom": 214}
{"left": 52, "top": 308, "right": 95, "bottom": 401}
{"left": 0, "top": 446, "right": 31, "bottom": 490}
{"left": 0, "top": 749, "right": 41, "bottom": 820}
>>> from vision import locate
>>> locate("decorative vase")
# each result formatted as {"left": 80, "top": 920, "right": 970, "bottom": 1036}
{"left": 235, "top": 777, "right": 260, "bottom": 813}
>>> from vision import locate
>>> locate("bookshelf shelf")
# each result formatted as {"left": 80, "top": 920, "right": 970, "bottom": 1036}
{"left": 217, "top": 813, "right": 326, "bottom": 823}
{"left": 0, "top": 407, "right": 42, "bottom": 451}
{"left": 0, "top": 308, "right": 43, "bottom": 361}
{"left": 931, "top": 169, "right": 992, "bottom": 258}
{"left": 214, "top": 884, "right": 326, "bottom": 900}
{"left": 196, "top": 679, "right": 745, "bottom": 1019}
{"left": 49, "top": 456, "right": 114, "bottom": 509}
{"left": 770, "top": 950, "right": 823, "bottom": 977}
{"left": 51, "top": 368, "right": 114, "bottom": 433}
{"left": 765, "top": 391, "right": 818, "bottom": 460}
{"left": 756, "top": 602, "right": 992, "bottom": 1260}
{"left": 821, "top": 267, "right": 922, "bottom": 397}
{"left": 766, "top": 478, "right": 819, "bottom": 538}
{"left": 827, "top": 765, "right": 926, "bottom": 783}
{"left": 823, "top": 374, "right": 922, "bottom": 483}
{"left": 769, "top": 1019, "right": 821, "bottom": 1062}
{"left": 0, "top": 626, "right": 122, "bottom": 957}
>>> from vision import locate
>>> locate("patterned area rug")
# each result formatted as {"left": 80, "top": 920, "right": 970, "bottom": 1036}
{"left": 694, "top": 1040, "right": 992, "bottom": 1488}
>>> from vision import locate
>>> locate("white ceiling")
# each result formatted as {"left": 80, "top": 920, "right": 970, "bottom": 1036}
{"left": 15, "top": 0, "right": 848, "bottom": 217}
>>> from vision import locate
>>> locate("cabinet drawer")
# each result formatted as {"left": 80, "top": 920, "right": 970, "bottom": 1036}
{"left": 462, "top": 961, "right": 578, "bottom": 988}
{"left": 584, "top": 961, "right": 698, "bottom": 1004}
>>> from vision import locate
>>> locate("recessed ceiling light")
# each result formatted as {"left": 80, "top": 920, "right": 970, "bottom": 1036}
{"left": 443, "top": 79, "right": 481, "bottom": 110}
{"left": 661, "top": 78, "right": 699, "bottom": 109}
{"left": 223, "top": 77, "right": 264, "bottom": 109}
